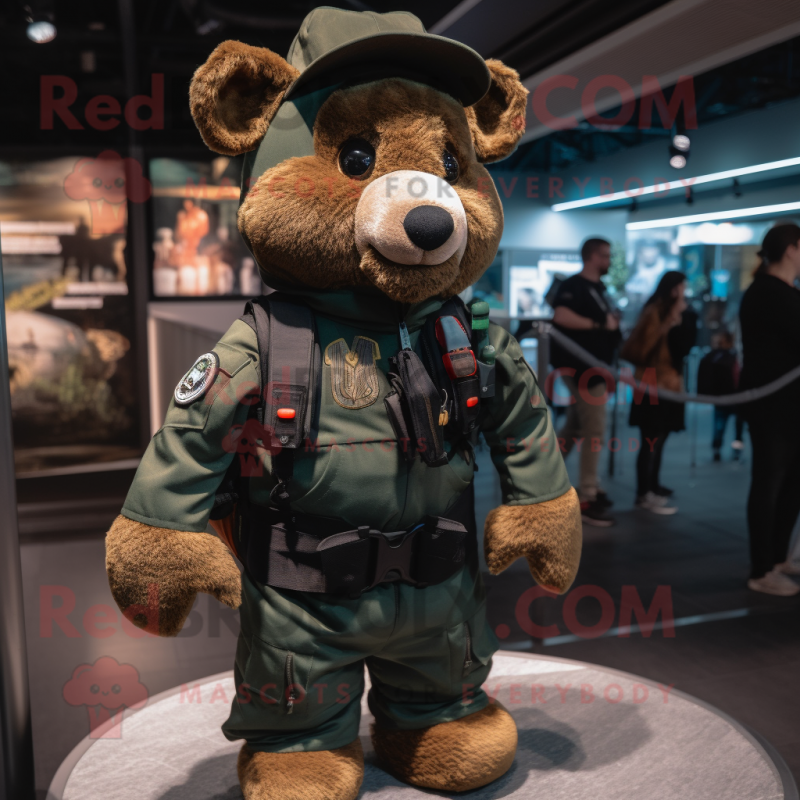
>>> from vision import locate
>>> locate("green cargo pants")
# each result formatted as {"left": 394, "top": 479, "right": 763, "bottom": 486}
{"left": 222, "top": 562, "right": 499, "bottom": 753}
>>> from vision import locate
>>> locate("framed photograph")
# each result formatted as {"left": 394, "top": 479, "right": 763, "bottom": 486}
{"left": 149, "top": 157, "right": 261, "bottom": 298}
{"left": 0, "top": 154, "right": 142, "bottom": 473}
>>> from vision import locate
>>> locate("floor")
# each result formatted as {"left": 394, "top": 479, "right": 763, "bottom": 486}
{"left": 482, "top": 402, "right": 800, "bottom": 784}
{"left": 15, "top": 402, "right": 800, "bottom": 796}
{"left": 57, "top": 656, "right": 785, "bottom": 800}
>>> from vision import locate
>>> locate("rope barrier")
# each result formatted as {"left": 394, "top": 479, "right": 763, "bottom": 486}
{"left": 544, "top": 326, "right": 800, "bottom": 406}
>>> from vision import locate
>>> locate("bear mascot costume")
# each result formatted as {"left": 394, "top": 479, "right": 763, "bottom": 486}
{"left": 106, "top": 8, "right": 582, "bottom": 799}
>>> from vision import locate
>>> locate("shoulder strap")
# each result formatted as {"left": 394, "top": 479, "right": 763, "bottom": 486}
{"left": 242, "top": 299, "right": 270, "bottom": 424}
{"left": 240, "top": 294, "right": 321, "bottom": 506}
{"left": 442, "top": 294, "right": 471, "bottom": 331}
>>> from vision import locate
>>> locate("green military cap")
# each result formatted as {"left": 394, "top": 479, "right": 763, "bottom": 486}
{"left": 239, "top": 8, "right": 492, "bottom": 265}
{"left": 283, "top": 7, "right": 491, "bottom": 107}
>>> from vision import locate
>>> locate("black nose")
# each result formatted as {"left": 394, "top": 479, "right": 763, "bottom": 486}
{"left": 403, "top": 206, "right": 454, "bottom": 251}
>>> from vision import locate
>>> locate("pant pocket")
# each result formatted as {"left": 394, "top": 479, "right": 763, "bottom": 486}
{"left": 240, "top": 635, "right": 316, "bottom": 720}
{"left": 447, "top": 602, "right": 498, "bottom": 690}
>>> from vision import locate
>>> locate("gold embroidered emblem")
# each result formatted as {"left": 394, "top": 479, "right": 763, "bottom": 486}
{"left": 324, "top": 336, "right": 381, "bottom": 409}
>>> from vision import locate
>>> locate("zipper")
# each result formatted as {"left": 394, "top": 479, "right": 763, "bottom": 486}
{"left": 396, "top": 301, "right": 411, "bottom": 350}
{"left": 284, "top": 653, "right": 297, "bottom": 714}
{"left": 399, "top": 321, "right": 412, "bottom": 350}
{"left": 463, "top": 622, "right": 473, "bottom": 675}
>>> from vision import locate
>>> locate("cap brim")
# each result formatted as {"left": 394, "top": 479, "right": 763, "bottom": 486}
{"left": 284, "top": 31, "right": 491, "bottom": 107}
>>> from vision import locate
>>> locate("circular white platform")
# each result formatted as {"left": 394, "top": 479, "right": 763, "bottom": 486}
{"left": 48, "top": 652, "right": 797, "bottom": 800}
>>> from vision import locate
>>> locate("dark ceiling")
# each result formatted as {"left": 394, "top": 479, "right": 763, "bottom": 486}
{"left": 499, "top": 34, "right": 800, "bottom": 175}
{"left": 0, "top": 0, "right": 672, "bottom": 153}
{"left": 1, "top": 0, "right": 797, "bottom": 172}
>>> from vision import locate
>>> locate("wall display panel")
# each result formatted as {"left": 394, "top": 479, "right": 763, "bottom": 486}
{"left": 508, "top": 251, "right": 582, "bottom": 318}
{"left": 626, "top": 221, "right": 775, "bottom": 342}
{"left": 150, "top": 157, "right": 262, "bottom": 298}
{"left": 625, "top": 229, "right": 682, "bottom": 301}
{"left": 0, "top": 154, "right": 143, "bottom": 473}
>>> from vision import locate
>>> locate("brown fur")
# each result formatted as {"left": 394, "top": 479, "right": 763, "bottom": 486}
{"left": 466, "top": 60, "right": 529, "bottom": 163}
{"left": 105, "top": 515, "right": 241, "bottom": 637}
{"left": 484, "top": 488, "right": 582, "bottom": 594}
{"left": 237, "top": 740, "right": 364, "bottom": 800}
{"left": 190, "top": 41, "right": 299, "bottom": 156}
{"left": 620, "top": 304, "right": 683, "bottom": 392}
{"left": 238, "top": 78, "right": 507, "bottom": 302}
{"left": 371, "top": 702, "right": 517, "bottom": 792}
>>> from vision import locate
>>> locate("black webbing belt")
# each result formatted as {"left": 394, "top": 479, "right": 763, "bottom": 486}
{"left": 237, "top": 485, "right": 477, "bottom": 597}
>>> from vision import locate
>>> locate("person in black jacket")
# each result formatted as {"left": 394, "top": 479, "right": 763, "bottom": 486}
{"left": 550, "top": 237, "right": 622, "bottom": 527}
{"left": 739, "top": 223, "right": 800, "bottom": 596}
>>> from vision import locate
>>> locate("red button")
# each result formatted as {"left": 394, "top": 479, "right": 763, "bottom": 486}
{"left": 466, "top": 396, "right": 479, "bottom": 407}
{"left": 277, "top": 408, "right": 296, "bottom": 419}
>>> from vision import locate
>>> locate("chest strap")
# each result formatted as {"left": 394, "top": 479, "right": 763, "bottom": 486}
{"left": 240, "top": 295, "right": 321, "bottom": 506}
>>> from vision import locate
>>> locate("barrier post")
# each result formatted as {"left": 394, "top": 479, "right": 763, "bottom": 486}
{"left": 0, "top": 239, "right": 37, "bottom": 798}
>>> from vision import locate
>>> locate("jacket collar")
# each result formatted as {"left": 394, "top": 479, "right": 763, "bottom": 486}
{"left": 266, "top": 283, "right": 447, "bottom": 333}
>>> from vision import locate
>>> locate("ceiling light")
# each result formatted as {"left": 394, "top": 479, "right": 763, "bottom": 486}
{"left": 552, "top": 156, "right": 800, "bottom": 211}
{"left": 672, "top": 134, "right": 691, "bottom": 152}
{"left": 196, "top": 18, "right": 222, "bottom": 35}
{"left": 626, "top": 200, "right": 800, "bottom": 230}
{"left": 669, "top": 129, "right": 690, "bottom": 169}
{"left": 27, "top": 19, "right": 56, "bottom": 43}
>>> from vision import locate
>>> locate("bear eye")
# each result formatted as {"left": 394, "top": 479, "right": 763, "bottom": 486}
{"left": 111, "top": 684, "right": 121, "bottom": 694}
{"left": 90, "top": 684, "right": 100, "bottom": 694}
{"left": 114, "top": 177, "right": 125, "bottom": 188}
{"left": 443, "top": 150, "right": 459, "bottom": 183}
{"left": 339, "top": 138, "right": 375, "bottom": 178}
{"left": 93, "top": 177, "right": 103, "bottom": 188}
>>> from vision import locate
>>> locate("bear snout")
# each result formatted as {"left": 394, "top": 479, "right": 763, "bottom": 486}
{"left": 403, "top": 206, "right": 454, "bottom": 252}
{"left": 354, "top": 170, "right": 467, "bottom": 267}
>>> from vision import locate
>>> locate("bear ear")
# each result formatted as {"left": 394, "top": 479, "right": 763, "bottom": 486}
{"left": 466, "top": 59, "right": 529, "bottom": 163}
{"left": 190, "top": 41, "right": 300, "bottom": 156}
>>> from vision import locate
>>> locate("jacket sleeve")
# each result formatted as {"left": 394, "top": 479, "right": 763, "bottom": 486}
{"left": 480, "top": 323, "right": 572, "bottom": 506}
{"left": 773, "top": 286, "right": 800, "bottom": 353}
{"left": 121, "top": 320, "right": 259, "bottom": 532}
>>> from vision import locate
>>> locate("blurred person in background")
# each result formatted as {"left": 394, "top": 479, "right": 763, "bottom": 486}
{"left": 697, "top": 330, "right": 745, "bottom": 462}
{"left": 620, "top": 271, "right": 688, "bottom": 515}
{"left": 665, "top": 294, "right": 699, "bottom": 485}
{"left": 739, "top": 223, "right": 800, "bottom": 596}
{"left": 550, "top": 237, "right": 622, "bottom": 527}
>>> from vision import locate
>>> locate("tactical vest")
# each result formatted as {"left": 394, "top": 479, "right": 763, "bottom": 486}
{"left": 210, "top": 293, "right": 497, "bottom": 597}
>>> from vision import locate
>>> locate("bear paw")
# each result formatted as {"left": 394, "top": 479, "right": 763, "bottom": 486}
{"left": 105, "top": 515, "right": 242, "bottom": 637}
{"left": 371, "top": 702, "right": 517, "bottom": 792}
{"left": 237, "top": 740, "right": 364, "bottom": 800}
{"left": 484, "top": 488, "right": 582, "bottom": 594}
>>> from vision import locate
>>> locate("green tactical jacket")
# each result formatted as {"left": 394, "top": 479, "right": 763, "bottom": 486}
{"left": 122, "top": 286, "right": 571, "bottom": 533}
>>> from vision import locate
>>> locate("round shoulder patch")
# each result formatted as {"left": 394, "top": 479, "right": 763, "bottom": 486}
{"left": 174, "top": 352, "right": 220, "bottom": 406}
